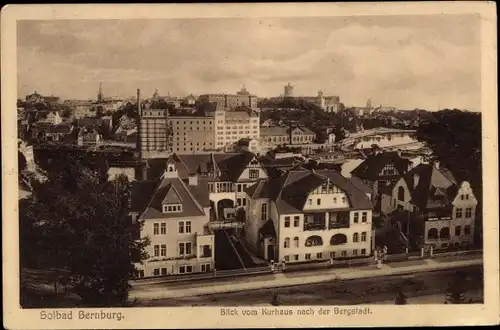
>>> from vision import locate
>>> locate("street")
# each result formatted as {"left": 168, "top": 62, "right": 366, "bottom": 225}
{"left": 134, "top": 265, "right": 483, "bottom": 306}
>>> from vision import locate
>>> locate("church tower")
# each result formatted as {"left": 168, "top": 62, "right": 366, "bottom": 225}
{"left": 97, "top": 83, "right": 104, "bottom": 103}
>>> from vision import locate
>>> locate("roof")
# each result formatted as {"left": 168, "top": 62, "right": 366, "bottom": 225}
{"left": 259, "top": 219, "right": 277, "bottom": 238}
{"left": 130, "top": 181, "right": 158, "bottom": 213}
{"left": 138, "top": 174, "right": 210, "bottom": 220}
{"left": 248, "top": 168, "right": 373, "bottom": 214}
{"left": 145, "top": 152, "right": 260, "bottom": 182}
{"left": 349, "top": 176, "right": 374, "bottom": 195}
{"left": 260, "top": 126, "right": 315, "bottom": 137}
{"left": 46, "top": 124, "right": 71, "bottom": 134}
{"left": 401, "top": 164, "right": 458, "bottom": 210}
{"left": 351, "top": 151, "right": 412, "bottom": 181}
{"left": 77, "top": 117, "right": 110, "bottom": 127}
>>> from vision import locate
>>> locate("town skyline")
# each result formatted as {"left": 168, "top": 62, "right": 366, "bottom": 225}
{"left": 18, "top": 15, "right": 481, "bottom": 111}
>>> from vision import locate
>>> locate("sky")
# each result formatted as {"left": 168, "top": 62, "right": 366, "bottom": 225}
{"left": 17, "top": 15, "right": 481, "bottom": 111}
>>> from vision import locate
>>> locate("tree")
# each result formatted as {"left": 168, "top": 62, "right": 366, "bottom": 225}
{"left": 19, "top": 157, "right": 149, "bottom": 306}
{"left": 445, "top": 271, "right": 468, "bottom": 304}
{"left": 394, "top": 291, "right": 408, "bottom": 305}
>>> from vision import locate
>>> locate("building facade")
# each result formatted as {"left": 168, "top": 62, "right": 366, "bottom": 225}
{"left": 381, "top": 163, "right": 477, "bottom": 250}
{"left": 244, "top": 169, "right": 374, "bottom": 263}
{"left": 316, "top": 91, "right": 340, "bottom": 113}
{"left": 210, "top": 107, "right": 260, "bottom": 152}
{"left": 199, "top": 87, "right": 258, "bottom": 110}
{"left": 284, "top": 83, "right": 294, "bottom": 98}
{"left": 260, "top": 126, "right": 316, "bottom": 151}
{"left": 131, "top": 157, "right": 215, "bottom": 278}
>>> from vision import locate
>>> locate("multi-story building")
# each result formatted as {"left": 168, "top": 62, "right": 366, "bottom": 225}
{"left": 144, "top": 152, "right": 268, "bottom": 217}
{"left": 381, "top": 162, "right": 477, "bottom": 250}
{"left": 260, "top": 126, "right": 316, "bottom": 151}
{"left": 210, "top": 106, "right": 260, "bottom": 152}
{"left": 168, "top": 114, "right": 215, "bottom": 154}
{"left": 351, "top": 151, "right": 413, "bottom": 202}
{"left": 316, "top": 91, "right": 340, "bottom": 113}
{"left": 199, "top": 86, "right": 258, "bottom": 110}
{"left": 130, "top": 156, "right": 215, "bottom": 277}
{"left": 244, "top": 168, "right": 374, "bottom": 263}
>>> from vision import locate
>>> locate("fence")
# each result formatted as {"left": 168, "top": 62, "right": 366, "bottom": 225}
{"left": 130, "top": 265, "right": 272, "bottom": 286}
{"left": 283, "top": 256, "right": 375, "bottom": 273}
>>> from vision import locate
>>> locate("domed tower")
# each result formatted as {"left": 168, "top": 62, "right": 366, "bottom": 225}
{"left": 97, "top": 83, "right": 103, "bottom": 103}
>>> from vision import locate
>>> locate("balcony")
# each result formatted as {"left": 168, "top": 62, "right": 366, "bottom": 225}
{"left": 149, "top": 254, "right": 197, "bottom": 262}
{"left": 304, "top": 222, "right": 326, "bottom": 231}
{"left": 328, "top": 220, "right": 349, "bottom": 229}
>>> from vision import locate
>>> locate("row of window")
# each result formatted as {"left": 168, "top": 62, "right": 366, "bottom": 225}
{"left": 283, "top": 232, "right": 368, "bottom": 248}
{"left": 427, "top": 225, "right": 471, "bottom": 239}
{"left": 455, "top": 208, "right": 473, "bottom": 218}
{"left": 153, "top": 221, "right": 192, "bottom": 235}
{"left": 152, "top": 264, "right": 212, "bottom": 276}
{"left": 153, "top": 242, "right": 193, "bottom": 257}
{"left": 307, "top": 196, "right": 347, "bottom": 206}
{"left": 283, "top": 249, "right": 367, "bottom": 262}
{"left": 162, "top": 204, "right": 182, "bottom": 213}
{"left": 353, "top": 212, "right": 368, "bottom": 223}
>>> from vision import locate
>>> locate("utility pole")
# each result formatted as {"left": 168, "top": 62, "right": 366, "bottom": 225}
{"left": 406, "top": 209, "right": 410, "bottom": 254}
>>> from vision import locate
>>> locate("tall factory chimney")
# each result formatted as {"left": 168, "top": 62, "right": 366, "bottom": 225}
{"left": 136, "top": 88, "right": 142, "bottom": 162}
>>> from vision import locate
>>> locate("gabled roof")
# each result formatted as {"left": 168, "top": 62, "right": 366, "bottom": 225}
{"left": 139, "top": 175, "right": 208, "bottom": 220}
{"left": 351, "top": 151, "right": 412, "bottom": 181}
{"left": 401, "top": 164, "right": 457, "bottom": 210}
{"left": 162, "top": 185, "right": 183, "bottom": 204}
{"left": 145, "top": 152, "right": 261, "bottom": 182}
{"left": 247, "top": 168, "right": 373, "bottom": 214}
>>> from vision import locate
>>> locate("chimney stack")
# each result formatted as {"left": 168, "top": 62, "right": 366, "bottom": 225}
{"left": 434, "top": 161, "right": 440, "bottom": 169}
{"left": 137, "top": 89, "right": 141, "bottom": 115}
{"left": 188, "top": 173, "right": 198, "bottom": 186}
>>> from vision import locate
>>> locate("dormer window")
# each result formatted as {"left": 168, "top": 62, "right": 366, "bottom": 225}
{"left": 163, "top": 204, "right": 183, "bottom": 213}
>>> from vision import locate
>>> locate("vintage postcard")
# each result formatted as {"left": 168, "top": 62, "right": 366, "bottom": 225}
{"left": 2, "top": 2, "right": 499, "bottom": 329}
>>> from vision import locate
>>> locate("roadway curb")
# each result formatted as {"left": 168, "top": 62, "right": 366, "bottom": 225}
{"left": 129, "top": 258, "right": 482, "bottom": 301}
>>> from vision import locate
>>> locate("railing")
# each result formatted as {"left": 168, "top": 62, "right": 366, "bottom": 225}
{"left": 130, "top": 265, "right": 272, "bottom": 285}
{"left": 328, "top": 222, "right": 350, "bottom": 229}
{"left": 303, "top": 223, "right": 326, "bottom": 231}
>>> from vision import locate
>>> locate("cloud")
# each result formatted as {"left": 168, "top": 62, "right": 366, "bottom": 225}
{"left": 17, "top": 16, "right": 480, "bottom": 110}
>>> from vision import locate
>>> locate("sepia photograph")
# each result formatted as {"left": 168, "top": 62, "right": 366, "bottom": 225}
{"left": 2, "top": 2, "right": 498, "bottom": 329}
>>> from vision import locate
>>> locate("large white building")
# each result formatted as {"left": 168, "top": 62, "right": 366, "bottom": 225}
{"left": 244, "top": 168, "right": 374, "bottom": 263}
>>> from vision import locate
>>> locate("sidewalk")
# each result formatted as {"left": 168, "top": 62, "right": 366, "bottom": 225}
{"left": 129, "top": 256, "right": 482, "bottom": 301}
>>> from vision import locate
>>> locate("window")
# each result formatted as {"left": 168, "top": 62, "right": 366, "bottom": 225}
{"left": 202, "top": 245, "right": 212, "bottom": 257}
{"left": 428, "top": 228, "right": 438, "bottom": 239}
{"left": 305, "top": 253, "right": 311, "bottom": 260}
{"left": 397, "top": 186, "right": 405, "bottom": 201}
{"left": 294, "top": 254, "right": 299, "bottom": 261}
{"left": 249, "top": 169, "right": 259, "bottom": 179}
{"left": 460, "top": 194, "right": 464, "bottom": 200}
{"left": 455, "top": 226, "right": 462, "bottom": 236}
{"left": 294, "top": 216, "right": 300, "bottom": 227}
{"left": 160, "top": 244, "right": 166, "bottom": 257}
{"left": 201, "top": 264, "right": 211, "bottom": 272}
{"left": 353, "top": 233, "right": 359, "bottom": 242}
{"left": 354, "top": 213, "right": 359, "bottom": 223}
{"left": 333, "top": 197, "right": 337, "bottom": 204}
{"left": 341, "top": 251, "right": 347, "bottom": 257}
{"left": 284, "top": 255, "right": 290, "bottom": 262}
{"left": 439, "top": 227, "right": 450, "bottom": 239}
{"left": 284, "top": 237, "right": 290, "bottom": 248}
{"left": 284, "top": 217, "right": 290, "bottom": 227}
{"left": 361, "top": 248, "right": 366, "bottom": 255}
{"left": 293, "top": 237, "right": 299, "bottom": 247}
{"left": 237, "top": 184, "right": 242, "bottom": 192}
{"left": 153, "top": 223, "right": 159, "bottom": 235}
{"left": 261, "top": 203, "right": 267, "bottom": 221}
{"left": 242, "top": 198, "right": 247, "bottom": 206}
{"left": 160, "top": 223, "right": 166, "bottom": 235}
{"left": 465, "top": 194, "right": 469, "bottom": 200}
{"left": 353, "top": 249, "right": 358, "bottom": 256}
{"left": 178, "top": 221, "right": 184, "bottom": 234}
{"left": 361, "top": 232, "right": 367, "bottom": 242}
{"left": 237, "top": 198, "right": 242, "bottom": 206}
{"left": 330, "top": 251, "right": 336, "bottom": 259}
{"left": 465, "top": 208, "right": 472, "bottom": 218}
{"left": 161, "top": 268, "right": 167, "bottom": 275}
{"left": 342, "top": 197, "right": 346, "bottom": 204}
{"left": 455, "top": 208, "right": 463, "bottom": 218}
{"left": 179, "top": 242, "right": 192, "bottom": 256}
{"left": 317, "top": 252, "right": 323, "bottom": 259}
{"left": 185, "top": 221, "right": 191, "bottom": 233}
{"left": 464, "top": 225, "right": 471, "bottom": 235}
{"left": 153, "top": 268, "right": 160, "bottom": 276}
{"left": 362, "top": 212, "right": 367, "bottom": 222}
{"left": 154, "top": 245, "right": 159, "bottom": 257}
{"left": 317, "top": 198, "right": 321, "bottom": 206}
